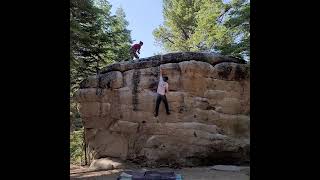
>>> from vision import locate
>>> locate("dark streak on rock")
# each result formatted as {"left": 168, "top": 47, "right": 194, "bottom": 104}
{"left": 206, "top": 106, "right": 216, "bottom": 110}
{"left": 234, "top": 64, "right": 250, "bottom": 81}
{"left": 132, "top": 69, "right": 141, "bottom": 111}
{"left": 217, "top": 64, "right": 232, "bottom": 79}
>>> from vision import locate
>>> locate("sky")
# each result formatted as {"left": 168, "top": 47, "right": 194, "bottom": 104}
{"left": 108, "top": 0, "right": 164, "bottom": 58}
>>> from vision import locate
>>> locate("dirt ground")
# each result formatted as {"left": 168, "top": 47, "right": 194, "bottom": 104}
{"left": 70, "top": 163, "right": 250, "bottom": 180}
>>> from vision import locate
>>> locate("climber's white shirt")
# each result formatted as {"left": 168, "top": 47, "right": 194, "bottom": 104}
{"left": 157, "top": 75, "right": 168, "bottom": 95}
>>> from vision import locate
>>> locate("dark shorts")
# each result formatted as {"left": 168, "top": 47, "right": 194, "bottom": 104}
{"left": 130, "top": 48, "right": 139, "bottom": 59}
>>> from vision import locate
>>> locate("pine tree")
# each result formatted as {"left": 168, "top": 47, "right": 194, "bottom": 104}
{"left": 112, "top": 7, "right": 132, "bottom": 61}
{"left": 153, "top": 0, "right": 250, "bottom": 60}
{"left": 70, "top": 0, "right": 133, "bottom": 164}
{"left": 153, "top": 0, "right": 201, "bottom": 51}
{"left": 70, "top": 0, "right": 132, "bottom": 131}
{"left": 223, "top": 0, "right": 250, "bottom": 59}
{"left": 70, "top": 0, "right": 132, "bottom": 93}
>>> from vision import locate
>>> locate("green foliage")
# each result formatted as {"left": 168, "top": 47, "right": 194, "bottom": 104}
{"left": 153, "top": 0, "right": 201, "bottom": 51}
{"left": 70, "top": 128, "right": 84, "bottom": 165}
{"left": 153, "top": 0, "right": 250, "bottom": 60}
{"left": 223, "top": 0, "right": 250, "bottom": 58}
{"left": 70, "top": 101, "right": 82, "bottom": 132}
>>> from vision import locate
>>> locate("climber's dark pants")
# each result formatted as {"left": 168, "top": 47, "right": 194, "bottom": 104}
{"left": 155, "top": 94, "right": 170, "bottom": 116}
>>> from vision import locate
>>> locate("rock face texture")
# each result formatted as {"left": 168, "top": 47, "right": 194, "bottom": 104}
{"left": 75, "top": 52, "right": 250, "bottom": 167}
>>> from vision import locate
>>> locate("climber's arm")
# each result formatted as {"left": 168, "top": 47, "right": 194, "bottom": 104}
{"left": 165, "top": 84, "right": 169, "bottom": 94}
{"left": 159, "top": 67, "right": 163, "bottom": 82}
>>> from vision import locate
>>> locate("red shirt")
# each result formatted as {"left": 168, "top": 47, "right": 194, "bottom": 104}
{"left": 131, "top": 44, "right": 142, "bottom": 52}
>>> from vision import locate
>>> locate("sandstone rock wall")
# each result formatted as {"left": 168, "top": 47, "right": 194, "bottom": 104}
{"left": 75, "top": 52, "right": 250, "bottom": 167}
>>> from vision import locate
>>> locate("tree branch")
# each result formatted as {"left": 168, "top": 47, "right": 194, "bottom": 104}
{"left": 164, "top": 36, "right": 175, "bottom": 44}
{"left": 217, "top": 6, "right": 231, "bottom": 24}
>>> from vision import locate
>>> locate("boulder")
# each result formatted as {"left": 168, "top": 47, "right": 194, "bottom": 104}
{"left": 89, "top": 158, "right": 124, "bottom": 171}
{"left": 76, "top": 52, "right": 250, "bottom": 167}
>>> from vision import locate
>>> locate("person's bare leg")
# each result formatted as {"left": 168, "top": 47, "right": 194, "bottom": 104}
{"left": 134, "top": 53, "right": 139, "bottom": 60}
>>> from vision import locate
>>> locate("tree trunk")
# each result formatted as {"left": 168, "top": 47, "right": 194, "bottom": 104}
{"left": 83, "top": 128, "right": 87, "bottom": 165}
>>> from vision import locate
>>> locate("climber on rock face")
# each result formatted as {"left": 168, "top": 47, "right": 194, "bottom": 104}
{"left": 154, "top": 67, "right": 170, "bottom": 117}
{"left": 129, "top": 41, "right": 143, "bottom": 60}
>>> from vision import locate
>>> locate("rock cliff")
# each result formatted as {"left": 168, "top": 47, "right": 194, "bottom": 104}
{"left": 75, "top": 52, "right": 250, "bottom": 167}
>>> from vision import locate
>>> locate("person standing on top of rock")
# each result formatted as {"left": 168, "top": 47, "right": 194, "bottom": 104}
{"left": 130, "top": 41, "right": 143, "bottom": 60}
{"left": 154, "top": 67, "right": 170, "bottom": 117}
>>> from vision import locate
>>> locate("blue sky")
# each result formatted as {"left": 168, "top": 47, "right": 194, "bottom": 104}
{"left": 108, "top": 0, "right": 164, "bottom": 58}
